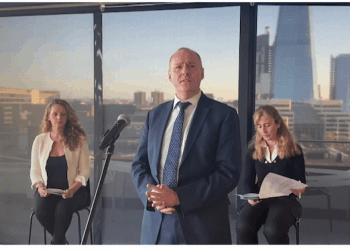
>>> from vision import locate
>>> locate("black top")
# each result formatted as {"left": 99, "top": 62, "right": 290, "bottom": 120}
{"left": 46, "top": 155, "right": 69, "bottom": 190}
{"left": 243, "top": 145, "right": 306, "bottom": 194}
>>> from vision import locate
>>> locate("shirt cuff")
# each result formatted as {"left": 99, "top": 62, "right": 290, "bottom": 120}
{"left": 74, "top": 175, "right": 87, "bottom": 186}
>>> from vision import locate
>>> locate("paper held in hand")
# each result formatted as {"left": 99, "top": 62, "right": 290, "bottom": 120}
{"left": 47, "top": 188, "right": 66, "bottom": 195}
{"left": 259, "top": 172, "right": 307, "bottom": 199}
{"left": 237, "top": 172, "right": 307, "bottom": 200}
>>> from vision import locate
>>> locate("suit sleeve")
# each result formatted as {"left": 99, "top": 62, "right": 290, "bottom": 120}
{"left": 243, "top": 148, "right": 258, "bottom": 194}
{"left": 130, "top": 112, "right": 158, "bottom": 208}
{"left": 175, "top": 108, "right": 242, "bottom": 217}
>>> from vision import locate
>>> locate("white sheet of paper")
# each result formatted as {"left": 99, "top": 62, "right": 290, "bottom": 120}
{"left": 236, "top": 193, "right": 260, "bottom": 200}
{"left": 47, "top": 188, "right": 66, "bottom": 195}
{"left": 259, "top": 172, "right": 308, "bottom": 199}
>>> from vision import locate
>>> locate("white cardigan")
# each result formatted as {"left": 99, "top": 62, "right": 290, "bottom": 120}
{"left": 30, "top": 133, "right": 90, "bottom": 189}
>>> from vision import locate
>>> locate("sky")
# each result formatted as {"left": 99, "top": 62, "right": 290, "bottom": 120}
{"left": 1, "top": 5, "right": 350, "bottom": 101}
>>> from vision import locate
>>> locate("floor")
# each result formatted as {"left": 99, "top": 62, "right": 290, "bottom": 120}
{"left": 1, "top": 192, "right": 350, "bottom": 245}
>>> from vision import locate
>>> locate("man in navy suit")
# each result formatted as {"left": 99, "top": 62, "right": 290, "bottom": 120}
{"left": 131, "top": 47, "right": 241, "bottom": 244}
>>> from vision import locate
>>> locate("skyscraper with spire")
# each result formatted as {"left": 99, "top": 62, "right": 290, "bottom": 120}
{"left": 272, "top": 6, "right": 318, "bottom": 101}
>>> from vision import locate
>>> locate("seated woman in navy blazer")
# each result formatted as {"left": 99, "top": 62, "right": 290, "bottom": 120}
{"left": 236, "top": 105, "right": 306, "bottom": 244}
{"left": 30, "top": 99, "right": 90, "bottom": 244}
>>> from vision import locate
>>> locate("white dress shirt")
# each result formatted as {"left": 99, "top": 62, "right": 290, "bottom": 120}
{"left": 264, "top": 143, "right": 278, "bottom": 163}
{"left": 158, "top": 91, "right": 201, "bottom": 184}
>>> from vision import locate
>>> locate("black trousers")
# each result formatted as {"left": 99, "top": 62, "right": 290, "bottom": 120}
{"left": 33, "top": 187, "right": 88, "bottom": 244}
{"left": 236, "top": 196, "right": 301, "bottom": 244}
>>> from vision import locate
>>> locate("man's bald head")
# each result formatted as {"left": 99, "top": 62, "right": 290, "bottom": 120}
{"left": 169, "top": 47, "right": 203, "bottom": 68}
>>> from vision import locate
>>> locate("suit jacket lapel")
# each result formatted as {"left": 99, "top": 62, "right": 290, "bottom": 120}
{"left": 180, "top": 94, "right": 210, "bottom": 166}
{"left": 152, "top": 101, "right": 173, "bottom": 181}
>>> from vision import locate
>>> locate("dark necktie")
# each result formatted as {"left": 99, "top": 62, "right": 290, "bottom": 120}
{"left": 162, "top": 101, "right": 191, "bottom": 189}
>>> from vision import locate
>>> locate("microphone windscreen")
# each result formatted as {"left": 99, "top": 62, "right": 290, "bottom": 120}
{"left": 117, "top": 114, "right": 131, "bottom": 126}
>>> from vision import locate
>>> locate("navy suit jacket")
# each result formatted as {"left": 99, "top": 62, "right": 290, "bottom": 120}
{"left": 131, "top": 93, "right": 242, "bottom": 244}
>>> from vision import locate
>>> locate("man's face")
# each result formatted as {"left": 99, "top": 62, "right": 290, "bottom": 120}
{"left": 168, "top": 49, "right": 204, "bottom": 99}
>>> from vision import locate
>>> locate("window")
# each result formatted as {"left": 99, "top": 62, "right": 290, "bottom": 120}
{"left": 102, "top": 6, "right": 240, "bottom": 243}
{"left": 256, "top": 5, "right": 350, "bottom": 243}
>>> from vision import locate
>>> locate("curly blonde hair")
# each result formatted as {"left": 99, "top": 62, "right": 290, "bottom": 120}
{"left": 248, "top": 105, "right": 301, "bottom": 162}
{"left": 40, "top": 99, "right": 87, "bottom": 151}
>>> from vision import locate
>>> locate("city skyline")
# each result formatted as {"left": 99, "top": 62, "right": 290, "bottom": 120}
{"left": 1, "top": 6, "right": 350, "bottom": 101}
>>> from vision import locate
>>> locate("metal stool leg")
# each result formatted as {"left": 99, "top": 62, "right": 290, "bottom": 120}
{"left": 76, "top": 211, "right": 82, "bottom": 244}
{"left": 30, "top": 208, "right": 94, "bottom": 245}
{"left": 76, "top": 208, "right": 93, "bottom": 244}
{"left": 326, "top": 194, "right": 333, "bottom": 231}
{"left": 85, "top": 208, "right": 93, "bottom": 245}
{"left": 28, "top": 210, "right": 35, "bottom": 244}
{"left": 294, "top": 219, "right": 300, "bottom": 245}
{"left": 29, "top": 209, "right": 48, "bottom": 245}
{"left": 44, "top": 228, "right": 47, "bottom": 244}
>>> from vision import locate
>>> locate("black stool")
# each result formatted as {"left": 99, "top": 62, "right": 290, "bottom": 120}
{"left": 28, "top": 206, "right": 93, "bottom": 244}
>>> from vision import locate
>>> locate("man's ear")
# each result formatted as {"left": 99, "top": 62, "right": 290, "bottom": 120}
{"left": 168, "top": 70, "right": 172, "bottom": 82}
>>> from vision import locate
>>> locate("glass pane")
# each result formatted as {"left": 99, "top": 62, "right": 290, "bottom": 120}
{"left": 102, "top": 7, "right": 240, "bottom": 244}
{"left": 257, "top": 5, "right": 350, "bottom": 244}
{"left": 0, "top": 14, "right": 93, "bottom": 244}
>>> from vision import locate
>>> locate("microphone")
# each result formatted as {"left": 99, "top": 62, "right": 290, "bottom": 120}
{"left": 99, "top": 114, "right": 131, "bottom": 150}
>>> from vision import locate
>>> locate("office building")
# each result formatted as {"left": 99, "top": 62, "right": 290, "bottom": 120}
{"left": 330, "top": 54, "right": 350, "bottom": 113}
{"left": 0, "top": 87, "right": 59, "bottom": 104}
{"left": 0, "top": 87, "right": 59, "bottom": 129}
{"left": 0, "top": 87, "right": 60, "bottom": 153}
{"left": 134, "top": 91, "right": 146, "bottom": 109}
{"left": 310, "top": 99, "right": 350, "bottom": 140}
{"left": 292, "top": 102, "right": 324, "bottom": 140}
{"left": 256, "top": 27, "right": 273, "bottom": 99}
{"left": 272, "top": 6, "right": 318, "bottom": 101}
{"left": 151, "top": 91, "right": 164, "bottom": 107}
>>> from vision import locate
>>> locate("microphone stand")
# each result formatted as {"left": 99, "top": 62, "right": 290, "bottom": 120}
{"left": 81, "top": 142, "right": 116, "bottom": 244}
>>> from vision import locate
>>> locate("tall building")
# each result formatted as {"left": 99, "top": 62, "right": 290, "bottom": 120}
{"left": 151, "top": 91, "right": 164, "bottom": 107}
{"left": 256, "top": 27, "right": 273, "bottom": 99}
{"left": 134, "top": 91, "right": 146, "bottom": 109}
{"left": 330, "top": 54, "right": 350, "bottom": 113}
{"left": 272, "top": 6, "right": 318, "bottom": 101}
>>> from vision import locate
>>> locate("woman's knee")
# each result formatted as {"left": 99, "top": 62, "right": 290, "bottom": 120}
{"left": 34, "top": 198, "right": 53, "bottom": 220}
{"left": 263, "top": 223, "right": 288, "bottom": 241}
{"left": 236, "top": 217, "right": 254, "bottom": 235}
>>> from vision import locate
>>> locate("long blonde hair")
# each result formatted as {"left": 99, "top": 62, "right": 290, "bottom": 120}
{"left": 40, "top": 99, "right": 86, "bottom": 151}
{"left": 249, "top": 105, "right": 301, "bottom": 161}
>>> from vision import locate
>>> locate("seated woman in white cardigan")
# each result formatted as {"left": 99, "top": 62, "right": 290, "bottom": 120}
{"left": 30, "top": 99, "right": 90, "bottom": 244}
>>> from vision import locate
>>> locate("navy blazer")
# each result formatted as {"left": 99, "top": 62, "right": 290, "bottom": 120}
{"left": 131, "top": 93, "right": 242, "bottom": 244}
